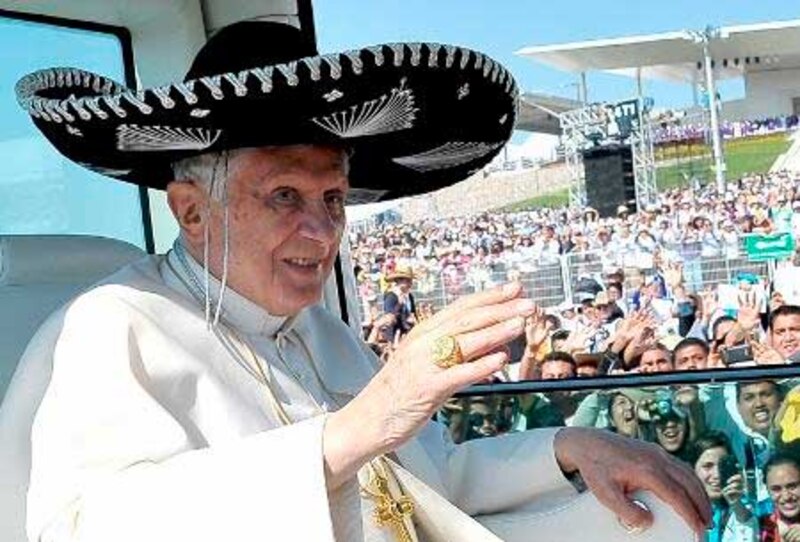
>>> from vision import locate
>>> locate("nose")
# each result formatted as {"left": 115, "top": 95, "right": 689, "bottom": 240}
{"left": 298, "top": 198, "right": 341, "bottom": 243}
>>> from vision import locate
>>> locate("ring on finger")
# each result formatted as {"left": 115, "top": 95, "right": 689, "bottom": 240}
{"left": 431, "top": 335, "right": 464, "bottom": 369}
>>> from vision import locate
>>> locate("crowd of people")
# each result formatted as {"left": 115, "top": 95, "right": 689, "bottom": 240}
{"left": 652, "top": 114, "right": 799, "bottom": 144}
{"left": 352, "top": 164, "right": 800, "bottom": 542}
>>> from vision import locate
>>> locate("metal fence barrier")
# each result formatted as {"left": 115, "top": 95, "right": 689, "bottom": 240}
{"left": 356, "top": 242, "right": 785, "bottom": 323}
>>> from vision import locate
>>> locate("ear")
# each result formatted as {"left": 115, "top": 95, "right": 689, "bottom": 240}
{"left": 166, "top": 180, "right": 208, "bottom": 244}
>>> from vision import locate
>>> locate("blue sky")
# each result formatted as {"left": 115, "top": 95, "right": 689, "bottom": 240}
{"left": 315, "top": 0, "right": 799, "bottom": 111}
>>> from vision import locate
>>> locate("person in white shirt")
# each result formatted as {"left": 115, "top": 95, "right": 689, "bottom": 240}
{"left": 15, "top": 19, "right": 710, "bottom": 542}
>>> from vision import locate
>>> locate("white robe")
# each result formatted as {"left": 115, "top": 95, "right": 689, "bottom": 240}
{"left": 25, "top": 252, "right": 576, "bottom": 542}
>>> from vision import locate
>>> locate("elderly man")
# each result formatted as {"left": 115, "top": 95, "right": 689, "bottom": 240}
{"left": 16, "top": 20, "right": 708, "bottom": 542}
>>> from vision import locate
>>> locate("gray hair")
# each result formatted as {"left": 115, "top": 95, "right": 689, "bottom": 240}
{"left": 172, "top": 150, "right": 242, "bottom": 201}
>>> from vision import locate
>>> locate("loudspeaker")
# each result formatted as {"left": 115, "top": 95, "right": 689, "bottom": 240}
{"left": 583, "top": 146, "right": 636, "bottom": 218}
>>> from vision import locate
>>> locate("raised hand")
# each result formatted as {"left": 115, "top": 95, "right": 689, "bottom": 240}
{"left": 524, "top": 306, "right": 553, "bottom": 350}
{"left": 751, "top": 340, "right": 785, "bottom": 365}
{"left": 736, "top": 292, "right": 761, "bottom": 331}
{"left": 721, "top": 473, "right": 745, "bottom": 505}
{"left": 664, "top": 261, "right": 684, "bottom": 289}
{"left": 562, "top": 322, "right": 597, "bottom": 354}
{"left": 324, "top": 282, "right": 535, "bottom": 489}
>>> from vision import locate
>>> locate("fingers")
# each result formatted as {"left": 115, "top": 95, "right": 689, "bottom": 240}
{"left": 441, "top": 298, "right": 535, "bottom": 338}
{"left": 456, "top": 316, "right": 526, "bottom": 361}
{"left": 444, "top": 349, "right": 509, "bottom": 392}
{"left": 586, "top": 474, "right": 653, "bottom": 533}
{"left": 413, "top": 282, "right": 528, "bottom": 336}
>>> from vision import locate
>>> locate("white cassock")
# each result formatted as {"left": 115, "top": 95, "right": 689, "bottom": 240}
{"left": 25, "top": 250, "right": 581, "bottom": 542}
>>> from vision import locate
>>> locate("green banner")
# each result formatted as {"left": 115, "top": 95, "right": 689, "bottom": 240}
{"left": 744, "top": 232, "right": 795, "bottom": 262}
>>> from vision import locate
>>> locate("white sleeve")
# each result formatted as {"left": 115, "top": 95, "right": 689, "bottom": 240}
{"left": 412, "top": 422, "right": 577, "bottom": 516}
{"left": 27, "top": 296, "right": 338, "bottom": 542}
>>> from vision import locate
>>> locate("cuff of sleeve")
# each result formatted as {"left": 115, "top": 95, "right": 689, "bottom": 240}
{"left": 448, "top": 427, "right": 577, "bottom": 515}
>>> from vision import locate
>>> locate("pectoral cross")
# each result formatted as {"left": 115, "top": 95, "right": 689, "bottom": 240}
{"left": 363, "top": 462, "right": 416, "bottom": 542}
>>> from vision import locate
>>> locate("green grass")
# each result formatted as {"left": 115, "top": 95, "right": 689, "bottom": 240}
{"left": 501, "top": 133, "right": 792, "bottom": 211}
{"left": 655, "top": 133, "right": 791, "bottom": 191}
{"left": 501, "top": 189, "right": 569, "bottom": 212}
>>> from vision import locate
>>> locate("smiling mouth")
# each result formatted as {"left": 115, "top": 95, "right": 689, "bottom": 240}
{"left": 284, "top": 257, "right": 323, "bottom": 270}
{"left": 753, "top": 410, "right": 771, "bottom": 423}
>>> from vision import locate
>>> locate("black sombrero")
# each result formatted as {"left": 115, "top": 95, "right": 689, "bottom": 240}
{"left": 15, "top": 21, "right": 517, "bottom": 203}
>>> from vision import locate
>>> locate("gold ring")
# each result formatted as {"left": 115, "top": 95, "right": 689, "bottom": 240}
{"left": 432, "top": 335, "right": 464, "bottom": 369}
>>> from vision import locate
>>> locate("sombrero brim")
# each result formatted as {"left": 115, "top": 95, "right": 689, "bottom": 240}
{"left": 16, "top": 42, "right": 517, "bottom": 203}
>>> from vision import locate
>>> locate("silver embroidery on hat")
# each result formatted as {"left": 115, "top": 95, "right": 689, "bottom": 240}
{"left": 444, "top": 46, "right": 457, "bottom": 68}
{"left": 78, "top": 163, "right": 133, "bottom": 177}
{"left": 200, "top": 76, "right": 225, "bottom": 100}
{"left": 459, "top": 49, "right": 471, "bottom": 70}
{"left": 68, "top": 97, "right": 91, "bottom": 120}
{"left": 117, "top": 124, "right": 222, "bottom": 152}
{"left": 499, "top": 114, "right": 508, "bottom": 125}
{"left": 392, "top": 141, "right": 503, "bottom": 172}
{"left": 66, "top": 125, "right": 83, "bottom": 137}
{"left": 482, "top": 58, "right": 493, "bottom": 78}
{"left": 43, "top": 102, "right": 63, "bottom": 123}
{"left": 175, "top": 81, "right": 199, "bottom": 104}
{"left": 474, "top": 54, "right": 484, "bottom": 72}
{"left": 390, "top": 44, "right": 405, "bottom": 67}
{"left": 427, "top": 44, "right": 442, "bottom": 68}
{"left": 367, "top": 45, "right": 385, "bottom": 67}
{"left": 190, "top": 108, "right": 211, "bottom": 118}
{"left": 491, "top": 64, "right": 501, "bottom": 83}
{"left": 123, "top": 91, "right": 153, "bottom": 114}
{"left": 311, "top": 79, "right": 416, "bottom": 138}
{"left": 102, "top": 95, "right": 128, "bottom": 118}
{"left": 84, "top": 96, "right": 109, "bottom": 120}
{"left": 151, "top": 86, "right": 177, "bottom": 109}
{"left": 224, "top": 72, "right": 250, "bottom": 96}
{"left": 53, "top": 100, "right": 75, "bottom": 123}
{"left": 303, "top": 57, "right": 323, "bottom": 81}
{"left": 277, "top": 62, "right": 300, "bottom": 86}
{"left": 321, "top": 55, "right": 342, "bottom": 80}
{"left": 251, "top": 66, "right": 275, "bottom": 93}
{"left": 64, "top": 70, "right": 73, "bottom": 87}
{"left": 343, "top": 51, "right": 364, "bottom": 75}
{"left": 92, "top": 75, "right": 102, "bottom": 92}
{"left": 408, "top": 43, "right": 422, "bottom": 67}
{"left": 457, "top": 83, "right": 470, "bottom": 100}
{"left": 323, "top": 89, "right": 344, "bottom": 102}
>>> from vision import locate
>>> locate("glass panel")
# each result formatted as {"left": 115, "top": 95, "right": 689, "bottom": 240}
{"left": 0, "top": 17, "right": 145, "bottom": 248}
{"left": 443, "top": 377, "right": 800, "bottom": 542}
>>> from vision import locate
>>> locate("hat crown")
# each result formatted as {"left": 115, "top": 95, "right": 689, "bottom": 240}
{"left": 184, "top": 20, "right": 318, "bottom": 81}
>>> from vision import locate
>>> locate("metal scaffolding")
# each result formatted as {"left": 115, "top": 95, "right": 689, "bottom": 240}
{"left": 558, "top": 98, "right": 658, "bottom": 209}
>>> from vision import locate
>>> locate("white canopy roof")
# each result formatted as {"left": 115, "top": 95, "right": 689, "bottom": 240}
{"left": 515, "top": 92, "right": 582, "bottom": 134}
{"left": 516, "top": 19, "right": 800, "bottom": 83}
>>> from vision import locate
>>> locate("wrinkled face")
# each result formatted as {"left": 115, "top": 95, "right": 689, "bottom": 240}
{"left": 540, "top": 360, "right": 575, "bottom": 380}
{"left": 169, "top": 146, "right": 348, "bottom": 316}
{"left": 694, "top": 446, "right": 727, "bottom": 500}
{"left": 640, "top": 349, "right": 674, "bottom": 373}
{"left": 655, "top": 417, "right": 687, "bottom": 453}
{"left": 674, "top": 345, "right": 708, "bottom": 371}
{"left": 737, "top": 382, "right": 780, "bottom": 436}
{"left": 610, "top": 394, "right": 637, "bottom": 437}
{"left": 771, "top": 314, "right": 800, "bottom": 359}
{"left": 767, "top": 463, "right": 800, "bottom": 522}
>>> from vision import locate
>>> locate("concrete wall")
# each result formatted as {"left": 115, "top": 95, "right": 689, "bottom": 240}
{"left": 722, "top": 68, "right": 800, "bottom": 121}
{"left": 397, "top": 161, "right": 571, "bottom": 221}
